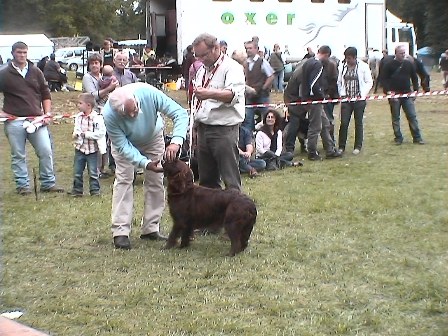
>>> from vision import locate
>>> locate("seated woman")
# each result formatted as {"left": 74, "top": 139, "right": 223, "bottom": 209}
{"left": 43, "top": 53, "right": 67, "bottom": 91}
{"left": 255, "top": 109, "right": 298, "bottom": 170}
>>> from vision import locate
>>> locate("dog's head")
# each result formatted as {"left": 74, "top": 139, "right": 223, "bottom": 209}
{"left": 162, "top": 159, "right": 194, "bottom": 194}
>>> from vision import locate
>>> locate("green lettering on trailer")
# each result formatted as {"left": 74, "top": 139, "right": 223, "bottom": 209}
{"left": 245, "top": 12, "right": 256, "bottom": 24}
{"left": 221, "top": 12, "right": 235, "bottom": 24}
{"left": 221, "top": 12, "right": 297, "bottom": 25}
{"left": 287, "top": 13, "right": 295, "bottom": 25}
{"left": 266, "top": 13, "right": 278, "bottom": 25}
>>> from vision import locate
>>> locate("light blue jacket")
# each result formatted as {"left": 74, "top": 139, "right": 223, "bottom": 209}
{"left": 103, "top": 83, "right": 188, "bottom": 168}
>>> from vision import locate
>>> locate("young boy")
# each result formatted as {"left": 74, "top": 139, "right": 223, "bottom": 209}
{"left": 68, "top": 93, "right": 106, "bottom": 197}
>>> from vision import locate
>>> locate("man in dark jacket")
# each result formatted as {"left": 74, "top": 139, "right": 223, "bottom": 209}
{"left": 301, "top": 45, "right": 341, "bottom": 160}
{"left": 382, "top": 45, "right": 424, "bottom": 145}
{"left": 0, "top": 41, "right": 64, "bottom": 194}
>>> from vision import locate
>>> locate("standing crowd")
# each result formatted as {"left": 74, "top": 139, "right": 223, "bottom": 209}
{"left": 0, "top": 35, "right": 434, "bottom": 249}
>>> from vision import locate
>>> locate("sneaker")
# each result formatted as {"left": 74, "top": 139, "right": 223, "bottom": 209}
{"left": 308, "top": 151, "right": 322, "bottom": 161}
{"left": 352, "top": 148, "right": 361, "bottom": 155}
{"left": 394, "top": 138, "right": 403, "bottom": 145}
{"left": 291, "top": 161, "right": 304, "bottom": 167}
{"left": 338, "top": 148, "right": 345, "bottom": 154}
{"left": 90, "top": 192, "right": 101, "bottom": 197}
{"left": 17, "top": 187, "right": 32, "bottom": 195}
{"left": 413, "top": 139, "right": 425, "bottom": 145}
{"left": 326, "top": 149, "right": 342, "bottom": 159}
{"left": 41, "top": 185, "right": 64, "bottom": 193}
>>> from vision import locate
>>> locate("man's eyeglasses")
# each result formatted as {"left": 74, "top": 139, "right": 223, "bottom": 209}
{"left": 194, "top": 48, "right": 213, "bottom": 59}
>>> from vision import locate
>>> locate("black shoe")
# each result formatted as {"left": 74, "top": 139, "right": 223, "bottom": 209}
{"left": 99, "top": 172, "right": 111, "bottom": 179}
{"left": 114, "top": 235, "right": 131, "bottom": 249}
{"left": 308, "top": 152, "right": 322, "bottom": 161}
{"left": 394, "top": 138, "right": 403, "bottom": 145}
{"left": 326, "top": 149, "right": 342, "bottom": 159}
{"left": 140, "top": 232, "right": 168, "bottom": 241}
{"left": 17, "top": 187, "right": 32, "bottom": 195}
{"left": 413, "top": 139, "right": 425, "bottom": 145}
{"left": 266, "top": 161, "right": 278, "bottom": 171}
{"left": 41, "top": 185, "right": 64, "bottom": 193}
{"left": 67, "top": 190, "right": 83, "bottom": 197}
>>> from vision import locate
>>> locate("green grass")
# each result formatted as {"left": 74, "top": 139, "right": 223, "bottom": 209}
{"left": 0, "top": 74, "right": 447, "bottom": 335}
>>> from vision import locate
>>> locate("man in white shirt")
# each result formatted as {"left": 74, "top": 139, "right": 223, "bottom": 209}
{"left": 192, "top": 33, "right": 246, "bottom": 190}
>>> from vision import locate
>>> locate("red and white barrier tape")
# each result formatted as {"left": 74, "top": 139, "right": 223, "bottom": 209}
{"left": 0, "top": 114, "right": 74, "bottom": 123}
{"left": 1, "top": 90, "right": 447, "bottom": 123}
{"left": 246, "top": 90, "right": 448, "bottom": 109}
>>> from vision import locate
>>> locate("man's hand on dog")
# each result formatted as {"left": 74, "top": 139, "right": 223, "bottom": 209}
{"left": 146, "top": 160, "right": 163, "bottom": 173}
{"left": 165, "top": 143, "right": 180, "bottom": 162}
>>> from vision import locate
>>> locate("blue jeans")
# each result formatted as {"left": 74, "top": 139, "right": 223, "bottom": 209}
{"left": 73, "top": 149, "right": 100, "bottom": 194}
{"left": 243, "top": 95, "right": 270, "bottom": 132}
{"left": 388, "top": 98, "right": 422, "bottom": 141}
{"left": 238, "top": 156, "right": 267, "bottom": 173}
{"left": 273, "top": 70, "right": 285, "bottom": 92}
{"left": 4, "top": 121, "right": 56, "bottom": 190}
{"left": 338, "top": 101, "right": 367, "bottom": 150}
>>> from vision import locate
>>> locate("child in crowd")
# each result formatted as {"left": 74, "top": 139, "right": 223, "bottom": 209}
{"left": 68, "top": 93, "right": 106, "bottom": 197}
{"left": 97, "top": 65, "right": 116, "bottom": 106}
{"left": 99, "top": 65, "right": 116, "bottom": 89}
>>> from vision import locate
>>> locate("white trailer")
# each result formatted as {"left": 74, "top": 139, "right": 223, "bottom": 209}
{"left": 146, "top": 0, "right": 417, "bottom": 63}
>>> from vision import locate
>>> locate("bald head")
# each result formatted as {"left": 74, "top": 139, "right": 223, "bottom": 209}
{"left": 108, "top": 86, "right": 139, "bottom": 118}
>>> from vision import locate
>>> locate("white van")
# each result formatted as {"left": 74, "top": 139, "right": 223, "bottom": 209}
{"left": 54, "top": 47, "right": 87, "bottom": 71}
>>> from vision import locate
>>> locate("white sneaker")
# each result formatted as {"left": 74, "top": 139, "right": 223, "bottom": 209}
{"left": 352, "top": 149, "right": 360, "bottom": 155}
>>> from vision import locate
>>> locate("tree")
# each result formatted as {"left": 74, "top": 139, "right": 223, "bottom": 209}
{"left": 386, "top": 0, "right": 448, "bottom": 55}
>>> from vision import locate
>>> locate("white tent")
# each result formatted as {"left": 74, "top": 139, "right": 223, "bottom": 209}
{"left": 0, "top": 34, "right": 54, "bottom": 64}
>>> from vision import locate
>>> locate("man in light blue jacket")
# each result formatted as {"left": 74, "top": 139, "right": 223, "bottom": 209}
{"left": 103, "top": 83, "right": 188, "bottom": 249}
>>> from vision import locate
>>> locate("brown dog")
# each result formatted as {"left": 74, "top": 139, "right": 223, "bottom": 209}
{"left": 162, "top": 160, "right": 257, "bottom": 256}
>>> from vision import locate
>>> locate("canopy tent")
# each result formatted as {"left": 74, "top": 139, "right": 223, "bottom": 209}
{"left": 0, "top": 34, "right": 54, "bottom": 63}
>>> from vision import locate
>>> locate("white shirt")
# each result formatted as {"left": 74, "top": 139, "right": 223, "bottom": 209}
{"left": 12, "top": 62, "right": 29, "bottom": 78}
{"left": 194, "top": 55, "right": 246, "bottom": 126}
{"left": 247, "top": 54, "right": 275, "bottom": 76}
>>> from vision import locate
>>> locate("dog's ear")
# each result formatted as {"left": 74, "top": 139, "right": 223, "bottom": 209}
{"left": 168, "top": 174, "right": 187, "bottom": 193}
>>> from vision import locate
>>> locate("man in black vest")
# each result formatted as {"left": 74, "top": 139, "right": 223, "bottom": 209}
{"left": 242, "top": 40, "right": 274, "bottom": 132}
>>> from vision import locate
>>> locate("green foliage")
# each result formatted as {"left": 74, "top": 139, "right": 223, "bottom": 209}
{"left": 387, "top": 0, "right": 448, "bottom": 54}
{"left": 0, "top": 0, "right": 144, "bottom": 45}
{"left": 424, "top": 2, "right": 448, "bottom": 54}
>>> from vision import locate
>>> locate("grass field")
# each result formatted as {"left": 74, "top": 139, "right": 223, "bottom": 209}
{"left": 0, "top": 72, "right": 447, "bottom": 335}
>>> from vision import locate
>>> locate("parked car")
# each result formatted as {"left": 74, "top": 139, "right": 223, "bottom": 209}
{"left": 64, "top": 55, "right": 90, "bottom": 71}
{"left": 54, "top": 47, "right": 86, "bottom": 69}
